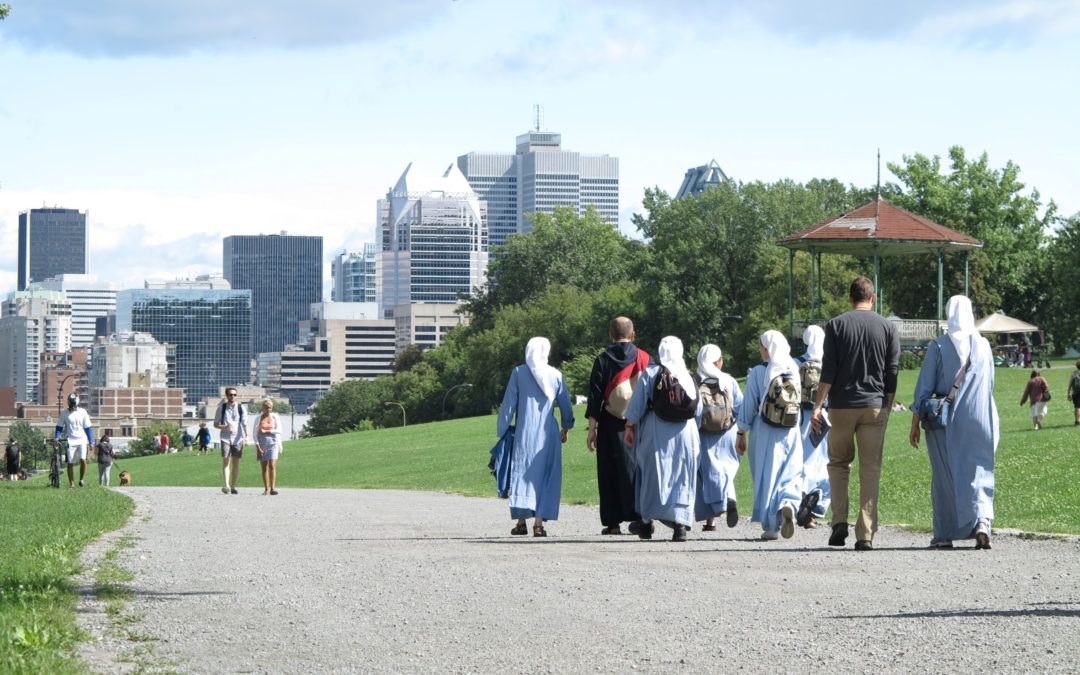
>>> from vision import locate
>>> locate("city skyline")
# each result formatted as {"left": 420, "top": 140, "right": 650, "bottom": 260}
{"left": 2, "top": 2, "right": 1078, "bottom": 297}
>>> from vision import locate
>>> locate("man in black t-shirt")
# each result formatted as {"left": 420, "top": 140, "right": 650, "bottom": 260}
{"left": 811, "top": 277, "right": 900, "bottom": 551}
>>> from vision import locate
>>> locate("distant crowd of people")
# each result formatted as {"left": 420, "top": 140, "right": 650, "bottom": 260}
{"left": 494, "top": 276, "right": 1003, "bottom": 550}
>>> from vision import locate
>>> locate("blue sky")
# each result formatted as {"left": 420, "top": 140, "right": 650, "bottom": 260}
{"left": 2, "top": 0, "right": 1078, "bottom": 296}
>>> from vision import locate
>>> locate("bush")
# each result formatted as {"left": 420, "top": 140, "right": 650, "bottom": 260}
{"left": 128, "top": 422, "right": 185, "bottom": 456}
{"left": 8, "top": 421, "right": 47, "bottom": 471}
{"left": 899, "top": 351, "right": 923, "bottom": 371}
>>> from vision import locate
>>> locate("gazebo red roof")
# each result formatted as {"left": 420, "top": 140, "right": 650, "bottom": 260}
{"left": 777, "top": 199, "right": 982, "bottom": 256}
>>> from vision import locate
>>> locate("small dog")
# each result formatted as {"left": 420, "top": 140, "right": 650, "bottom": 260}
{"left": 119, "top": 470, "right": 132, "bottom": 486}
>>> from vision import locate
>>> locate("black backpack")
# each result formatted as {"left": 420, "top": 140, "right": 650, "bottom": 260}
{"left": 650, "top": 366, "right": 697, "bottom": 422}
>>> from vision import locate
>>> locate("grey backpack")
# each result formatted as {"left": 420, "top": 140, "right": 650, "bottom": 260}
{"left": 799, "top": 360, "right": 822, "bottom": 406}
{"left": 697, "top": 379, "right": 735, "bottom": 433}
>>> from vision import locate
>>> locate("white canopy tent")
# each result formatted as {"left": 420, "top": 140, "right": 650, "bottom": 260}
{"left": 974, "top": 312, "right": 1039, "bottom": 334}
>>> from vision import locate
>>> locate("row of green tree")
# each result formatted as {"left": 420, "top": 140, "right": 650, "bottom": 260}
{"left": 302, "top": 146, "right": 1076, "bottom": 437}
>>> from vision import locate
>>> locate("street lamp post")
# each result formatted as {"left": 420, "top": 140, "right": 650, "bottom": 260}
{"left": 382, "top": 401, "right": 406, "bottom": 427}
{"left": 57, "top": 372, "right": 78, "bottom": 415}
{"left": 441, "top": 383, "right": 474, "bottom": 419}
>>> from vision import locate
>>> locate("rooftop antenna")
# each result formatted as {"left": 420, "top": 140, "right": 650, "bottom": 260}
{"left": 533, "top": 104, "right": 543, "bottom": 132}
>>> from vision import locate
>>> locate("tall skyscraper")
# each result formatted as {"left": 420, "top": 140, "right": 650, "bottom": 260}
{"left": 36, "top": 274, "right": 119, "bottom": 349}
{"left": 458, "top": 128, "right": 619, "bottom": 248}
{"left": 17, "top": 208, "right": 89, "bottom": 290}
{"left": 331, "top": 244, "right": 378, "bottom": 303}
{"left": 0, "top": 289, "right": 73, "bottom": 403}
{"left": 376, "top": 163, "right": 488, "bottom": 319}
{"left": 223, "top": 233, "right": 323, "bottom": 357}
{"left": 676, "top": 160, "right": 731, "bottom": 199}
{"left": 116, "top": 276, "right": 251, "bottom": 406}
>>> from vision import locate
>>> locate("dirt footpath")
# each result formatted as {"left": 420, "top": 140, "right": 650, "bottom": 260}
{"left": 78, "top": 487, "right": 1080, "bottom": 673}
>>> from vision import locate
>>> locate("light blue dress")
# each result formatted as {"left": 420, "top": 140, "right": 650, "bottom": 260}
{"left": 625, "top": 365, "right": 702, "bottom": 528}
{"left": 737, "top": 364, "right": 804, "bottom": 533}
{"left": 795, "top": 354, "right": 830, "bottom": 518}
{"left": 694, "top": 377, "right": 743, "bottom": 521}
{"left": 497, "top": 365, "right": 575, "bottom": 521}
{"left": 911, "top": 336, "right": 999, "bottom": 539}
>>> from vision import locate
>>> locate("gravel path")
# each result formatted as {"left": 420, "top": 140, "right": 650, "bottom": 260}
{"left": 78, "top": 487, "right": 1080, "bottom": 673}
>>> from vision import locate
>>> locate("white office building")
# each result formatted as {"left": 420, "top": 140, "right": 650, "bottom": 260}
{"left": 36, "top": 274, "right": 119, "bottom": 349}
{"left": 376, "top": 163, "right": 488, "bottom": 319}
{"left": 457, "top": 128, "right": 619, "bottom": 248}
{"left": 0, "top": 289, "right": 73, "bottom": 402}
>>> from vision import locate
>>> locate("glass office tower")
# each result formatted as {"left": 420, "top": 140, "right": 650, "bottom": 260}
{"left": 18, "top": 208, "right": 89, "bottom": 290}
{"left": 116, "top": 284, "right": 252, "bottom": 406}
{"left": 223, "top": 233, "right": 323, "bottom": 359}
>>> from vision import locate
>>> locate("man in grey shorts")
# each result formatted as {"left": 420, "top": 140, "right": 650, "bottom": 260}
{"left": 213, "top": 387, "right": 247, "bottom": 494}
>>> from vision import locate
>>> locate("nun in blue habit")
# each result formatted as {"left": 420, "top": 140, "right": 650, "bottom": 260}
{"left": 497, "top": 337, "right": 575, "bottom": 538}
{"left": 694, "top": 344, "right": 744, "bottom": 530}
{"left": 735, "top": 330, "right": 805, "bottom": 540}
{"left": 795, "top": 325, "right": 831, "bottom": 528}
{"left": 624, "top": 336, "right": 701, "bottom": 542}
{"left": 909, "top": 295, "right": 1000, "bottom": 550}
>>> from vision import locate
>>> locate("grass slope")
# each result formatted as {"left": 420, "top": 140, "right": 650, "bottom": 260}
{"left": 0, "top": 483, "right": 133, "bottom": 672}
{"left": 124, "top": 364, "right": 1080, "bottom": 534}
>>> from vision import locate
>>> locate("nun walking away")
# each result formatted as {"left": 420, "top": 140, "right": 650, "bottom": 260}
{"left": 909, "top": 295, "right": 1000, "bottom": 550}
{"left": 624, "top": 336, "right": 702, "bottom": 542}
{"left": 795, "top": 325, "right": 830, "bottom": 529}
{"left": 735, "top": 330, "right": 805, "bottom": 540}
{"left": 693, "top": 344, "right": 743, "bottom": 531}
{"left": 497, "top": 337, "right": 575, "bottom": 537}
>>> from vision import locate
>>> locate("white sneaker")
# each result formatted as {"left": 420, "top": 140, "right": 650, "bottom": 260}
{"left": 760, "top": 530, "right": 779, "bottom": 541}
{"left": 780, "top": 505, "right": 795, "bottom": 539}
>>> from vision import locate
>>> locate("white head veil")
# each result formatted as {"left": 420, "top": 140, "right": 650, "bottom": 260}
{"left": 659, "top": 336, "right": 698, "bottom": 400}
{"left": 802, "top": 325, "right": 825, "bottom": 362}
{"left": 525, "top": 337, "right": 558, "bottom": 400}
{"left": 697, "top": 344, "right": 723, "bottom": 381}
{"left": 760, "top": 330, "right": 800, "bottom": 415}
{"left": 946, "top": 295, "right": 983, "bottom": 364}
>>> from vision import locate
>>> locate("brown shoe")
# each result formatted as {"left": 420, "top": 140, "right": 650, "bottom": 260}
{"left": 511, "top": 523, "right": 528, "bottom": 536}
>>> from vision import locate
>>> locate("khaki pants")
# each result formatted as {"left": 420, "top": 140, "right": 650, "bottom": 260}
{"left": 827, "top": 407, "right": 889, "bottom": 543}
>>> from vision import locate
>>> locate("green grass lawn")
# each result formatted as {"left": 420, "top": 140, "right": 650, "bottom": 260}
{"left": 125, "top": 362, "right": 1080, "bottom": 534}
{"left": 0, "top": 482, "right": 133, "bottom": 672}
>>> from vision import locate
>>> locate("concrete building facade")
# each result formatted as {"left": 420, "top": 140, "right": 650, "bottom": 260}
{"left": 457, "top": 129, "right": 619, "bottom": 248}
{"left": 0, "top": 289, "right": 72, "bottom": 403}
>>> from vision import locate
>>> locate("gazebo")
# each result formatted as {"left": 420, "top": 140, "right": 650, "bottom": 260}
{"left": 777, "top": 198, "right": 982, "bottom": 342}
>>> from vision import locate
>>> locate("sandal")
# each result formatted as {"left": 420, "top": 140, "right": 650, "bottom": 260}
{"left": 601, "top": 525, "right": 622, "bottom": 535}
{"left": 701, "top": 524, "right": 717, "bottom": 532}
{"left": 511, "top": 523, "right": 528, "bottom": 536}
{"left": 533, "top": 524, "right": 548, "bottom": 537}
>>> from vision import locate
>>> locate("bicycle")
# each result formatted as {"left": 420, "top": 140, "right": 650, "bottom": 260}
{"left": 49, "top": 439, "right": 65, "bottom": 489}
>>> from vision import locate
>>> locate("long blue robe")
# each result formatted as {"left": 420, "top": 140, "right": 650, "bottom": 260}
{"left": 625, "top": 365, "right": 702, "bottom": 528}
{"left": 737, "top": 363, "right": 804, "bottom": 533}
{"left": 911, "top": 336, "right": 999, "bottom": 540}
{"left": 497, "top": 365, "right": 575, "bottom": 521}
{"left": 694, "top": 377, "right": 743, "bottom": 521}
{"left": 795, "top": 353, "right": 830, "bottom": 518}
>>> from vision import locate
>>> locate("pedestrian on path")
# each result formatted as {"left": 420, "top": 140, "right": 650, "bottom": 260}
{"left": 497, "top": 337, "right": 575, "bottom": 537}
{"left": 795, "top": 325, "right": 830, "bottom": 529}
{"left": 693, "top": 344, "right": 742, "bottom": 531}
{"left": 624, "top": 335, "right": 700, "bottom": 542}
{"left": 214, "top": 387, "right": 247, "bottom": 494}
{"left": 255, "top": 399, "right": 282, "bottom": 496}
{"left": 736, "top": 330, "right": 803, "bottom": 541}
{"left": 909, "top": 295, "right": 999, "bottom": 550}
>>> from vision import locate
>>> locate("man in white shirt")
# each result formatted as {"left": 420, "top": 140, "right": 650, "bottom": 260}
{"left": 213, "top": 387, "right": 247, "bottom": 495}
{"left": 55, "top": 393, "right": 94, "bottom": 488}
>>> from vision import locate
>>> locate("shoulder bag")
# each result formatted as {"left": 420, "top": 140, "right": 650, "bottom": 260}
{"left": 917, "top": 342, "right": 971, "bottom": 431}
